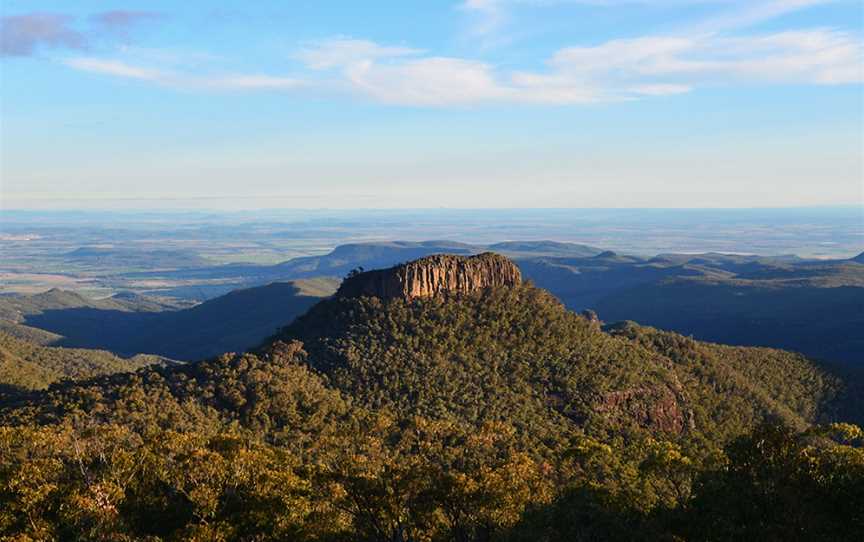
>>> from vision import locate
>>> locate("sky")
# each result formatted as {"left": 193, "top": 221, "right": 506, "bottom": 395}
{"left": 1, "top": 0, "right": 862, "bottom": 209}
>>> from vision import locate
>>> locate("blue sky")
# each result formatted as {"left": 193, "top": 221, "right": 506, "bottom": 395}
{"left": 1, "top": 0, "right": 862, "bottom": 209}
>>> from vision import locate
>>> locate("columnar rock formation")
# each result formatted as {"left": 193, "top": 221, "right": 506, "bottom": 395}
{"left": 336, "top": 253, "right": 522, "bottom": 300}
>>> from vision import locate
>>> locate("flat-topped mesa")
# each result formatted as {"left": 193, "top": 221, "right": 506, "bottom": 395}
{"left": 336, "top": 252, "right": 522, "bottom": 300}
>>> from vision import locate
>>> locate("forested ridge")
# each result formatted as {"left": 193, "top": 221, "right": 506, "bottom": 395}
{"left": 1, "top": 283, "right": 862, "bottom": 540}
{"left": 0, "top": 333, "right": 167, "bottom": 394}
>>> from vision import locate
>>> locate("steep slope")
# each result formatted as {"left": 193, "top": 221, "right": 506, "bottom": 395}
{"left": 120, "top": 278, "right": 339, "bottom": 360}
{"left": 279, "top": 283, "right": 848, "bottom": 446}
{"left": 336, "top": 252, "right": 522, "bottom": 300}
{"left": 606, "top": 322, "right": 852, "bottom": 440}
{"left": 279, "top": 285, "right": 691, "bottom": 447}
{"left": 0, "top": 321, "right": 63, "bottom": 345}
{"left": 0, "top": 279, "right": 339, "bottom": 361}
{"left": 274, "top": 255, "right": 849, "bottom": 448}
{"left": 0, "top": 288, "right": 188, "bottom": 323}
{"left": 595, "top": 280, "right": 864, "bottom": 366}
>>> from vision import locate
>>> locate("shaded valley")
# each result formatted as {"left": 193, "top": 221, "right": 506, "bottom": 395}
{"left": 0, "top": 278, "right": 338, "bottom": 361}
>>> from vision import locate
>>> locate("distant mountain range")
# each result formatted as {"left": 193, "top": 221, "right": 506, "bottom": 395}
{"left": 519, "top": 250, "right": 864, "bottom": 365}
{"left": 1, "top": 241, "right": 861, "bottom": 366}
{"left": 124, "top": 240, "right": 602, "bottom": 285}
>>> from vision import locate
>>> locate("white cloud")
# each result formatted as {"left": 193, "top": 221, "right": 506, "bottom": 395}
{"left": 64, "top": 57, "right": 163, "bottom": 80}
{"left": 64, "top": 57, "right": 303, "bottom": 90}
{"left": 296, "top": 38, "right": 421, "bottom": 69}
{"left": 627, "top": 83, "right": 693, "bottom": 95}
{"left": 541, "top": 29, "right": 863, "bottom": 87}
{"left": 297, "top": 29, "right": 861, "bottom": 106}
{"left": 458, "top": 0, "right": 840, "bottom": 38}
{"left": 689, "top": 0, "right": 835, "bottom": 32}
{"left": 204, "top": 74, "right": 303, "bottom": 90}
{"left": 61, "top": 2, "right": 861, "bottom": 108}
{"left": 344, "top": 57, "right": 512, "bottom": 105}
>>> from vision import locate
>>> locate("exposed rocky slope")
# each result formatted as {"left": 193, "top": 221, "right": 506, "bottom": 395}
{"left": 335, "top": 252, "right": 522, "bottom": 300}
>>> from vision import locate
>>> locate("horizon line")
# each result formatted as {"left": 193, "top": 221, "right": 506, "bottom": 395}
{"left": 1, "top": 204, "right": 862, "bottom": 213}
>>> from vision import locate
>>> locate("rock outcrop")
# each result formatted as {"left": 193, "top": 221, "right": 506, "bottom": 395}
{"left": 336, "top": 253, "right": 522, "bottom": 301}
{"left": 594, "top": 384, "right": 694, "bottom": 434}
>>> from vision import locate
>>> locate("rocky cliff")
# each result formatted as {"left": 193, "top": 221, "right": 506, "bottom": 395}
{"left": 335, "top": 253, "right": 522, "bottom": 300}
{"left": 594, "top": 383, "right": 694, "bottom": 435}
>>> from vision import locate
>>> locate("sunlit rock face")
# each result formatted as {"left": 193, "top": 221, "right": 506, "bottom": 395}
{"left": 336, "top": 253, "right": 522, "bottom": 300}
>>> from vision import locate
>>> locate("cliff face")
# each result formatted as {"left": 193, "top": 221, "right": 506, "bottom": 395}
{"left": 594, "top": 383, "right": 694, "bottom": 435}
{"left": 336, "top": 253, "right": 522, "bottom": 301}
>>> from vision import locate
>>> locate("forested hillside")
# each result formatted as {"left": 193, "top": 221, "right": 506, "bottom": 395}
{"left": 2, "top": 276, "right": 861, "bottom": 540}
{"left": 0, "top": 333, "right": 167, "bottom": 393}
{"left": 280, "top": 285, "right": 851, "bottom": 447}
{"left": 5, "top": 242, "right": 862, "bottom": 367}
{"left": 519, "top": 251, "right": 864, "bottom": 365}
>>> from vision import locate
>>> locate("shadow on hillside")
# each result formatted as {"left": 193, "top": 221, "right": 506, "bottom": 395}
{"left": 0, "top": 383, "right": 27, "bottom": 402}
{"left": 27, "top": 308, "right": 157, "bottom": 354}
{"left": 24, "top": 282, "right": 328, "bottom": 361}
{"left": 595, "top": 283, "right": 864, "bottom": 367}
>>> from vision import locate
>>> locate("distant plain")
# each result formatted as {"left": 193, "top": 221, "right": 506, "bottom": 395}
{"left": 2, "top": 207, "right": 861, "bottom": 299}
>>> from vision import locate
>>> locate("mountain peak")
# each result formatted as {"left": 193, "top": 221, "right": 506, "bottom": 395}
{"left": 335, "top": 252, "right": 522, "bottom": 300}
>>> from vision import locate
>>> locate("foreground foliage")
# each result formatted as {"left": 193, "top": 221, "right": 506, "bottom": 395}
{"left": 2, "top": 418, "right": 861, "bottom": 541}
{"left": 1, "top": 285, "right": 861, "bottom": 540}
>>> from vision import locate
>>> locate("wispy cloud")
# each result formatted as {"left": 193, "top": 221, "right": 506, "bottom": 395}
{"left": 296, "top": 29, "right": 861, "bottom": 105}
{"left": 1, "top": 10, "right": 159, "bottom": 57}
{"left": 48, "top": 1, "right": 862, "bottom": 106}
{"left": 206, "top": 74, "right": 303, "bottom": 90}
{"left": 458, "top": 0, "right": 840, "bottom": 38}
{"left": 532, "top": 28, "right": 862, "bottom": 88}
{"left": 688, "top": 0, "right": 837, "bottom": 32}
{"left": 64, "top": 57, "right": 162, "bottom": 80}
{"left": 296, "top": 38, "right": 421, "bottom": 69}
{"left": 460, "top": 0, "right": 510, "bottom": 38}
{"left": 64, "top": 57, "right": 304, "bottom": 91}
{"left": 65, "top": 25, "right": 862, "bottom": 105}
{"left": 343, "top": 56, "right": 514, "bottom": 106}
